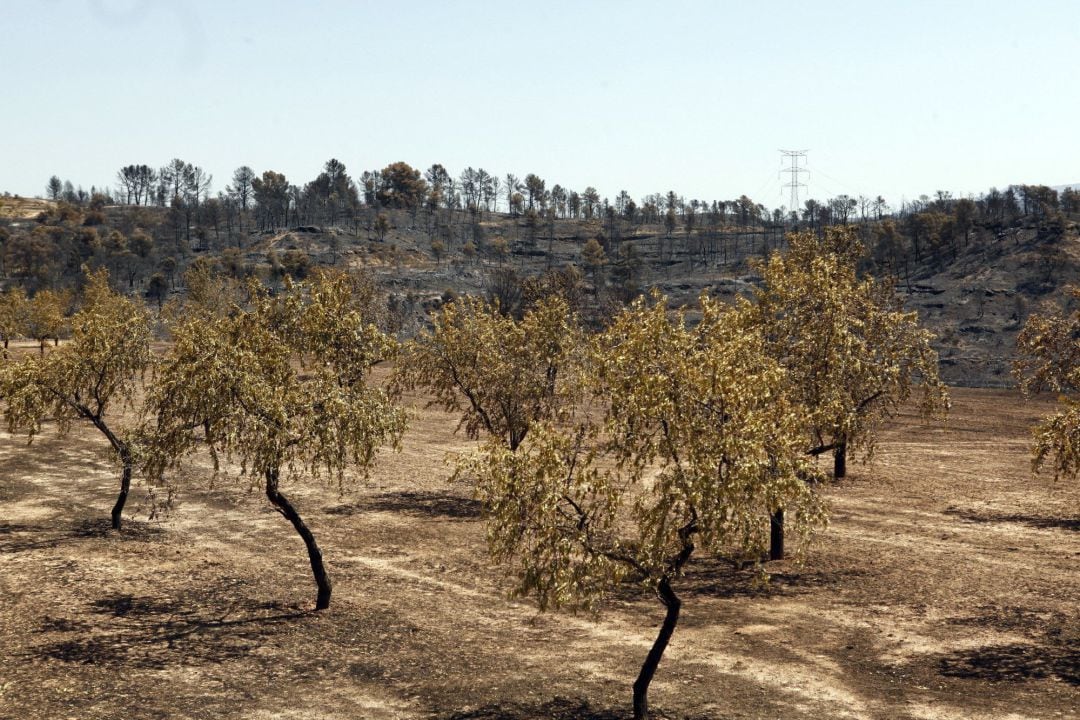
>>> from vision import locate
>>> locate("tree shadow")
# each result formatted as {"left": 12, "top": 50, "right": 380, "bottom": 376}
{"left": 32, "top": 591, "right": 311, "bottom": 669}
{"left": 602, "top": 557, "right": 860, "bottom": 610}
{"left": 438, "top": 696, "right": 625, "bottom": 720}
{"left": 326, "top": 490, "right": 482, "bottom": 520}
{"left": 0, "top": 521, "right": 48, "bottom": 535}
{"left": 943, "top": 507, "right": 1080, "bottom": 532}
{"left": 0, "top": 517, "right": 164, "bottom": 553}
{"left": 944, "top": 604, "right": 1067, "bottom": 636}
{"left": 936, "top": 643, "right": 1080, "bottom": 685}
{"left": 677, "top": 556, "right": 861, "bottom": 600}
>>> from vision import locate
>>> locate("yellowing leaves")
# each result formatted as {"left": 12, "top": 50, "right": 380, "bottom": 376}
{"left": 749, "top": 226, "right": 948, "bottom": 474}
{"left": 393, "top": 295, "right": 583, "bottom": 452}
{"left": 1015, "top": 287, "right": 1080, "bottom": 480}
{"left": 469, "top": 291, "right": 826, "bottom": 611}
{"left": 147, "top": 269, "right": 406, "bottom": 487}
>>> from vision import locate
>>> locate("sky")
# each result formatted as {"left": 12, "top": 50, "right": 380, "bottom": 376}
{"left": 3, "top": 0, "right": 1078, "bottom": 211}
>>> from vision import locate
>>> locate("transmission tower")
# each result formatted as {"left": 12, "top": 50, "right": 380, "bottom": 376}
{"left": 779, "top": 149, "right": 808, "bottom": 214}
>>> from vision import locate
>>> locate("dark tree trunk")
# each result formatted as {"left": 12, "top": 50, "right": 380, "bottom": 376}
{"left": 264, "top": 467, "right": 332, "bottom": 610}
{"left": 86, "top": 416, "right": 132, "bottom": 530}
{"left": 633, "top": 576, "right": 682, "bottom": 720}
{"left": 769, "top": 508, "right": 784, "bottom": 560}
{"left": 834, "top": 440, "right": 847, "bottom": 479}
{"left": 111, "top": 450, "right": 132, "bottom": 530}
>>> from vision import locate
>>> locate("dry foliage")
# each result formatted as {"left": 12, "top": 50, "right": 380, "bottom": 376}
{"left": 393, "top": 295, "right": 583, "bottom": 452}
{"left": 749, "top": 226, "right": 949, "bottom": 475}
{"left": 466, "top": 294, "right": 827, "bottom": 719}
{"left": 0, "top": 268, "right": 152, "bottom": 528}
{"left": 1014, "top": 286, "right": 1080, "bottom": 479}
{"left": 146, "top": 269, "right": 406, "bottom": 609}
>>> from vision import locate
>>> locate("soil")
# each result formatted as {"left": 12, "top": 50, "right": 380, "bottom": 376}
{"left": 1, "top": 382, "right": 1078, "bottom": 719}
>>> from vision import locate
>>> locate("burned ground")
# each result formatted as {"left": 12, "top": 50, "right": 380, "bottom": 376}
{"left": 1, "top": 385, "right": 1077, "bottom": 719}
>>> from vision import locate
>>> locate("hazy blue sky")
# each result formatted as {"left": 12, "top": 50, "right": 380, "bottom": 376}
{"left": 3, "top": 0, "right": 1077, "bottom": 210}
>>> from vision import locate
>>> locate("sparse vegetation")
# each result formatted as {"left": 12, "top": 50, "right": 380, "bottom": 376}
{"left": 0, "top": 268, "right": 152, "bottom": 529}
{"left": 1, "top": 161, "right": 1079, "bottom": 719}
{"left": 145, "top": 270, "right": 407, "bottom": 610}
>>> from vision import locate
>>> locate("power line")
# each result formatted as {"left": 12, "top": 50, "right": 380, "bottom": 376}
{"left": 804, "top": 165, "right": 867, "bottom": 200}
{"left": 780, "top": 149, "right": 808, "bottom": 211}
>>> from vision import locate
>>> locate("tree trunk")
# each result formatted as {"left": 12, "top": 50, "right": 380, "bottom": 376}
{"left": 769, "top": 508, "right": 784, "bottom": 560}
{"left": 264, "top": 467, "right": 332, "bottom": 610}
{"left": 632, "top": 576, "right": 682, "bottom": 720}
{"left": 834, "top": 440, "right": 847, "bottom": 479}
{"left": 111, "top": 455, "right": 132, "bottom": 530}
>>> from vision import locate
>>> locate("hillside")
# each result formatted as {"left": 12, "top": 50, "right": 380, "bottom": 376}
{"left": 2, "top": 197, "right": 1079, "bottom": 387}
{"left": 0, "top": 196, "right": 55, "bottom": 220}
{"left": 250, "top": 212, "right": 1080, "bottom": 388}
{"left": 900, "top": 223, "right": 1080, "bottom": 386}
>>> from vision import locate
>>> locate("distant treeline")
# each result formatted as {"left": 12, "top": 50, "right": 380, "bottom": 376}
{"left": 1, "top": 158, "right": 1075, "bottom": 305}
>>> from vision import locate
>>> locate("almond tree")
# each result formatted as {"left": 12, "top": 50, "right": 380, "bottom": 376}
{"left": 0, "top": 269, "right": 152, "bottom": 529}
{"left": 393, "top": 294, "right": 582, "bottom": 452}
{"left": 1014, "top": 287, "right": 1080, "bottom": 480}
{"left": 25, "top": 288, "right": 69, "bottom": 356}
{"left": 0, "top": 287, "right": 28, "bottom": 354}
{"left": 146, "top": 270, "right": 406, "bottom": 610}
{"left": 747, "top": 227, "right": 948, "bottom": 558}
{"left": 750, "top": 226, "right": 948, "bottom": 479}
{"left": 465, "top": 294, "right": 825, "bottom": 720}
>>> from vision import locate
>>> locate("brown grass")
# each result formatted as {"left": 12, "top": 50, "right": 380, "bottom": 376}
{"left": 0, "top": 386, "right": 1077, "bottom": 719}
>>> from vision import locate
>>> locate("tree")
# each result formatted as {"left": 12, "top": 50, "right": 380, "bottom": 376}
{"left": 426, "top": 164, "right": 452, "bottom": 200}
{"left": 0, "top": 287, "right": 28, "bottom": 353}
{"left": 146, "top": 271, "right": 406, "bottom": 609}
{"left": 251, "top": 170, "right": 290, "bottom": 230}
{"left": 582, "top": 237, "right": 606, "bottom": 289}
{"left": 750, "top": 226, "right": 949, "bottom": 480}
{"left": 504, "top": 174, "right": 522, "bottom": 215}
{"left": 747, "top": 226, "right": 948, "bottom": 560}
{"left": 373, "top": 212, "right": 390, "bottom": 242}
{"left": 116, "top": 165, "right": 157, "bottom": 205}
{"left": 459, "top": 167, "right": 479, "bottom": 213}
{"left": 26, "top": 289, "right": 69, "bottom": 355}
{"left": 581, "top": 187, "right": 600, "bottom": 219}
{"left": 7, "top": 232, "right": 56, "bottom": 289}
{"left": 47, "top": 175, "right": 63, "bottom": 201}
{"left": 61, "top": 181, "right": 77, "bottom": 204}
{"left": 231, "top": 165, "right": 256, "bottom": 232}
{"left": 307, "top": 158, "right": 357, "bottom": 226}
{"left": 185, "top": 164, "right": 213, "bottom": 208}
{"left": 509, "top": 192, "right": 525, "bottom": 216}
{"left": 484, "top": 266, "right": 523, "bottom": 317}
{"left": 0, "top": 269, "right": 152, "bottom": 529}
{"left": 663, "top": 207, "right": 677, "bottom": 247}
{"left": 393, "top": 295, "right": 581, "bottom": 452}
{"left": 161, "top": 158, "right": 189, "bottom": 201}
{"left": 145, "top": 273, "right": 169, "bottom": 310}
{"left": 1014, "top": 287, "right": 1080, "bottom": 481}
{"left": 430, "top": 237, "right": 445, "bottom": 266}
{"left": 376, "top": 162, "right": 427, "bottom": 211}
{"left": 465, "top": 294, "right": 825, "bottom": 720}
{"left": 524, "top": 173, "right": 545, "bottom": 210}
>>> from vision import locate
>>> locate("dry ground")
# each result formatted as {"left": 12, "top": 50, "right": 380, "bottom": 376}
{"left": 0, "top": 197, "right": 54, "bottom": 220}
{"left": 1, "top": 381, "right": 1077, "bottom": 719}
